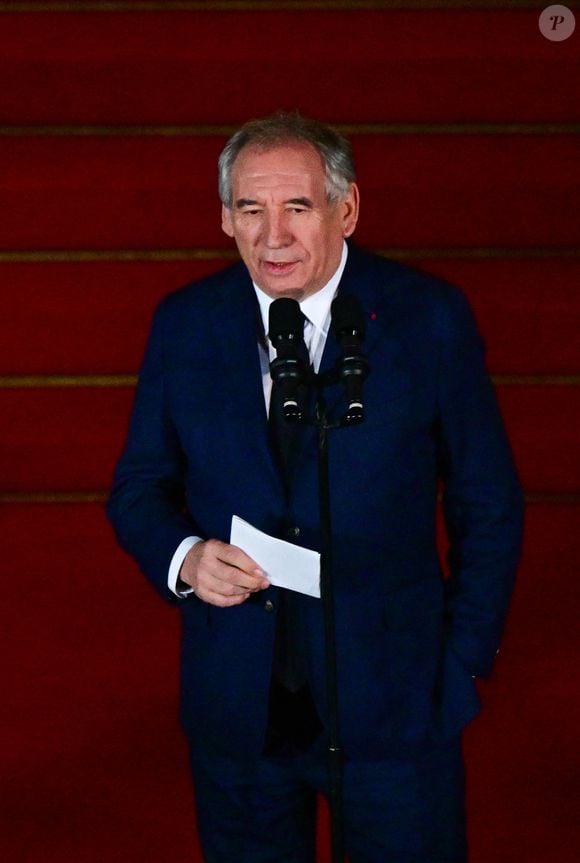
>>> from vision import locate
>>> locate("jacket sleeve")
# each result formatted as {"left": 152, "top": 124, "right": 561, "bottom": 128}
{"left": 107, "top": 298, "right": 200, "bottom": 603}
{"left": 435, "top": 287, "right": 524, "bottom": 678}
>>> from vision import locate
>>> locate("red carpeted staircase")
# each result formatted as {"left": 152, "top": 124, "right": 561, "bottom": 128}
{"left": 1, "top": 3, "right": 579, "bottom": 861}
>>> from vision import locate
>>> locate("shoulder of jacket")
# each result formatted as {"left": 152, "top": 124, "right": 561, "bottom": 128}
{"left": 353, "top": 245, "right": 469, "bottom": 313}
{"left": 156, "top": 259, "right": 249, "bottom": 318}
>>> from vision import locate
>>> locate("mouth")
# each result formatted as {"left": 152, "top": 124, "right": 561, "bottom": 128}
{"left": 262, "top": 260, "right": 299, "bottom": 276}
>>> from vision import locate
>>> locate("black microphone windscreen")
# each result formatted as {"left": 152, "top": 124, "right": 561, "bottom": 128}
{"left": 268, "top": 297, "right": 303, "bottom": 341}
{"left": 331, "top": 294, "right": 365, "bottom": 338}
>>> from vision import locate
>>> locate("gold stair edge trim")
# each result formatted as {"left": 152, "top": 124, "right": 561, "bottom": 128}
{"left": 0, "top": 374, "right": 579, "bottom": 388}
{"left": 2, "top": 124, "right": 579, "bottom": 137}
{"left": 0, "top": 2, "right": 569, "bottom": 15}
{"left": 0, "top": 492, "right": 109, "bottom": 503}
{"left": 0, "top": 375, "right": 138, "bottom": 388}
{"left": 1, "top": 248, "right": 579, "bottom": 264}
{"left": 493, "top": 375, "right": 580, "bottom": 386}
{"left": 1, "top": 491, "right": 578, "bottom": 504}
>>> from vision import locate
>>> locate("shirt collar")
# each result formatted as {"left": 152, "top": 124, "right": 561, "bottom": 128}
{"left": 254, "top": 241, "right": 348, "bottom": 341}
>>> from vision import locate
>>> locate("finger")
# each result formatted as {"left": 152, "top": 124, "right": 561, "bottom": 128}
{"left": 203, "top": 541, "right": 268, "bottom": 591}
{"left": 194, "top": 556, "right": 263, "bottom": 596}
{"left": 213, "top": 565, "right": 269, "bottom": 593}
{"left": 204, "top": 570, "right": 256, "bottom": 596}
{"left": 215, "top": 541, "right": 265, "bottom": 578}
{"left": 190, "top": 540, "right": 269, "bottom": 597}
{"left": 200, "top": 587, "right": 251, "bottom": 608}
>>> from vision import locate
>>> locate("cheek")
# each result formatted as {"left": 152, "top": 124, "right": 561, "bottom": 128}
{"left": 308, "top": 228, "right": 340, "bottom": 267}
{"left": 231, "top": 226, "right": 257, "bottom": 252}
{"left": 301, "top": 224, "right": 328, "bottom": 256}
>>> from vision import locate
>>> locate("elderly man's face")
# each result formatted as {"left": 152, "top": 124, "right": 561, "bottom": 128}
{"left": 221, "top": 142, "right": 359, "bottom": 300}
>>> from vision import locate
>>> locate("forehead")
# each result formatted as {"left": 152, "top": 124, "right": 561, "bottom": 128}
{"left": 231, "top": 142, "right": 327, "bottom": 195}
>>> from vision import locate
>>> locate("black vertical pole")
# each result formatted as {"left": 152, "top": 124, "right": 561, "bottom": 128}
{"left": 316, "top": 396, "right": 346, "bottom": 863}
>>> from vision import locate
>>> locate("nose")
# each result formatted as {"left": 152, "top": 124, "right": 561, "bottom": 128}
{"left": 263, "top": 210, "right": 291, "bottom": 248}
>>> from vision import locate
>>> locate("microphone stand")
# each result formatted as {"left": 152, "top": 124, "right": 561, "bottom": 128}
{"left": 314, "top": 385, "right": 345, "bottom": 863}
{"left": 269, "top": 298, "right": 368, "bottom": 863}
{"left": 290, "top": 371, "right": 367, "bottom": 863}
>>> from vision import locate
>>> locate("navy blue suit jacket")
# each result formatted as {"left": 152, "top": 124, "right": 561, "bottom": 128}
{"left": 108, "top": 244, "right": 523, "bottom": 761}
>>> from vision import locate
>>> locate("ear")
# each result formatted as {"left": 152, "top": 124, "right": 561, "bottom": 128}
{"left": 221, "top": 204, "right": 235, "bottom": 238}
{"left": 341, "top": 183, "right": 360, "bottom": 238}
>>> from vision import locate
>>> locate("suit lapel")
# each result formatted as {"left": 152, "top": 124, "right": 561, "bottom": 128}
{"left": 324, "top": 242, "right": 392, "bottom": 365}
{"left": 316, "top": 243, "right": 394, "bottom": 418}
{"left": 282, "top": 245, "right": 391, "bottom": 468}
{"left": 208, "top": 266, "right": 284, "bottom": 494}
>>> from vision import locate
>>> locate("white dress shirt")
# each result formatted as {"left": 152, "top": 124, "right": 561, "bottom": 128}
{"left": 168, "top": 242, "right": 349, "bottom": 596}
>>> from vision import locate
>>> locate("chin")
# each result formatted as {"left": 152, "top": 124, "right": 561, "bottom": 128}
{"left": 275, "top": 287, "right": 307, "bottom": 301}
{"left": 261, "top": 283, "right": 307, "bottom": 301}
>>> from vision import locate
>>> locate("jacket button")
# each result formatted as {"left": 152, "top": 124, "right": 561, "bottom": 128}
{"left": 264, "top": 600, "right": 274, "bottom": 612}
{"left": 287, "top": 526, "right": 300, "bottom": 538}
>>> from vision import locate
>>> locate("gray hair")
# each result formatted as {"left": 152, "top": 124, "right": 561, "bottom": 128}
{"left": 218, "top": 112, "right": 356, "bottom": 208}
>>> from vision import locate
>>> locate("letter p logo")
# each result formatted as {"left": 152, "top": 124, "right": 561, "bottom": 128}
{"left": 539, "top": 5, "right": 576, "bottom": 41}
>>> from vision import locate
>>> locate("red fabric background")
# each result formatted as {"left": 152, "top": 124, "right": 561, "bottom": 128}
{"left": 1, "top": 135, "right": 578, "bottom": 249}
{"left": 1, "top": 4, "right": 579, "bottom": 862}
{"left": 1, "top": 8, "right": 578, "bottom": 123}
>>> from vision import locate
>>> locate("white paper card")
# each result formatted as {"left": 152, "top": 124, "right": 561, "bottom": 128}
{"left": 230, "top": 515, "right": 321, "bottom": 599}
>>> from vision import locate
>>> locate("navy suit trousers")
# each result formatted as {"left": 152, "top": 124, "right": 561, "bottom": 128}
{"left": 189, "top": 735, "right": 467, "bottom": 863}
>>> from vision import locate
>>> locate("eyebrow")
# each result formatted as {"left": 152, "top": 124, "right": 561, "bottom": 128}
{"left": 234, "top": 196, "right": 314, "bottom": 209}
{"left": 287, "top": 197, "right": 314, "bottom": 208}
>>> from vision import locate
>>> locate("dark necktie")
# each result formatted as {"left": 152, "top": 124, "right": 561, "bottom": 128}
{"left": 265, "top": 313, "right": 322, "bottom": 752}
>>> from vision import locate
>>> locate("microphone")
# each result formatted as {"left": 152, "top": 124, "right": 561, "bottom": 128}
{"left": 331, "top": 294, "right": 369, "bottom": 423}
{"left": 268, "top": 298, "right": 309, "bottom": 421}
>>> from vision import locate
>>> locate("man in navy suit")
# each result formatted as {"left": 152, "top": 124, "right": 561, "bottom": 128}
{"left": 108, "top": 113, "right": 523, "bottom": 862}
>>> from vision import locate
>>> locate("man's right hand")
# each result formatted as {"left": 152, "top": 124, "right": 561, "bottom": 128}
{"left": 179, "top": 539, "right": 269, "bottom": 607}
